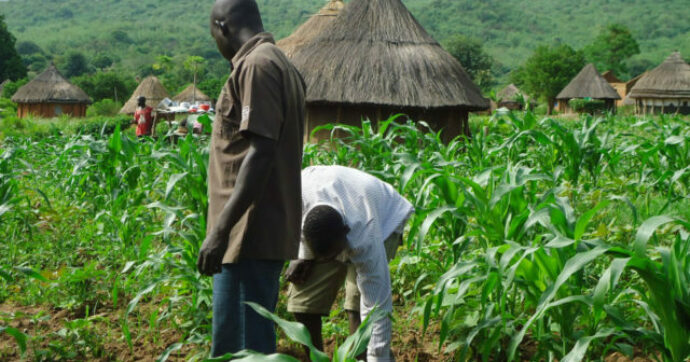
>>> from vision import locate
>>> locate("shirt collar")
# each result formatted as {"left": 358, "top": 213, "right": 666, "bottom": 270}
{"left": 231, "top": 32, "right": 276, "bottom": 68}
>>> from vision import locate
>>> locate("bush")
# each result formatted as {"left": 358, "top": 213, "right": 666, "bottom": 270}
{"left": 87, "top": 99, "right": 122, "bottom": 117}
{"left": 569, "top": 98, "right": 608, "bottom": 114}
{"left": 1, "top": 78, "right": 28, "bottom": 99}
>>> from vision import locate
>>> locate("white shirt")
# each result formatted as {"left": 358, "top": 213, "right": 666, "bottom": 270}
{"left": 300, "top": 165, "right": 414, "bottom": 361}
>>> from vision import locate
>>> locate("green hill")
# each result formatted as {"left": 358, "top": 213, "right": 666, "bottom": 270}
{"left": 1, "top": 0, "right": 688, "bottom": 87}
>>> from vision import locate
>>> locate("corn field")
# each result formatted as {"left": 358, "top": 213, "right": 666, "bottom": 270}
{"left": 1, "top": 112, "right": 690, "bottom": 361}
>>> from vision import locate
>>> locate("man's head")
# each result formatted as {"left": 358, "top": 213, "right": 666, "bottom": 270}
{"left": 210, "top": 0, "right": 265, "bottom": 61}
{"left": 137, "top": 96, "right": 146, "bottom": 108}
{"left": 303, "top": 205, "right": 350, "bottom": 260}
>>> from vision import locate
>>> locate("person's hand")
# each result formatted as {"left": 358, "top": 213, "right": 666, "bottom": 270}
{"left": 197, "top": 228, "right": 229, "bottom": 276}
{"left": 285, "top": 259, "right": 315, "bottom": 285}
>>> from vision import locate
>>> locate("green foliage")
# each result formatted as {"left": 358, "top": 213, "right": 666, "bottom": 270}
{"left": 87, "top": 99, "right": 123, "bottom": 117}
{"left": 72, "top": 71, "right": 136, "bottom": 102}
{"left": 443, "top": 35, "right": 495, "bottom": 91}
{"left": 568, "top": 99, "right": 608, "bottom": 114}
{"left": 0, "top": 14, "right": 27, "bottom": 82}
{"left": 584, "top": 24, "right": 640, "bottom": 78}
{"left": 512, "top": 44, "right": 586, "bottom": 113}
{"left": 60, "top": 51, "right": 90, "bottom": 78}
{"left": 1, "top": 78, "right": 28, "bottom": 99}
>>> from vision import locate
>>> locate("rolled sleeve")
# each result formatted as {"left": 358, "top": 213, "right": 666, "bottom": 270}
{"left": 350, "top": 242, "right": 395, "bottom": 361}
{"left": 237, "top": 58, "right": 284, "bottom": 140}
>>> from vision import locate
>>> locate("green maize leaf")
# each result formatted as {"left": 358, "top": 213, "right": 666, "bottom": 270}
{"left": 574, "top": 200, "right": 609, "bottom": 241}
{"left": 156, "top": 342, "right": 183, "bottom": 362}
{"left": 0, "top": 326, "right": 27, "bottom": 357}
{"left": 562, "top": 329, "right": 617, "bottom": 362}
{"left": 508, "top": 247, "right": 608, "bottom": 360}
{"left": 16, "top": 266, "right": 48, "bottom": 282}
{"left": 165, "top": 172, "right": 188, "bottom": 200}
{"left": 664, "top": 135, "right": 685, "bottom": 145}
{"left": 203, "top": 351, "right": 300, "bottom": 362}
{"left": 593, "top": 258, "right": 630, "bottom": 307}
{"left": 633, "top": 215, "right": 675, "bottom": 256}
{"left": 334, "top": 307, "right": 386, "bottom": 362}
{"left": 245, "top": 302, "right": 329, "bottom": 362}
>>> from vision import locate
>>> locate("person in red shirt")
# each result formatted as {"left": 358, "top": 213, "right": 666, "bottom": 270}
{"left": 132, "top": 96, "right": 154, "bottom": 137}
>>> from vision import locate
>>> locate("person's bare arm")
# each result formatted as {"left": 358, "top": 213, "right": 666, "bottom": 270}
{"left": 197, "top": 134, "right": 277, "bottom": 275}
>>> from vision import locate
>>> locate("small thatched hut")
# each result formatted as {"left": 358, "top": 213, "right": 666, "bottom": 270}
{"left": 287, "top": 0, "right": 488, "bottom": 142}
{"left": 11, "top": 65, "right": 91, "bottom": 118}
{"left": 277, "top": 0, "right": 344, "bottom": 58}
{"left": 173, "top": 84, "right": 211, "bottom": 104}
{"left": 602, "top": 71, "right": 626, "bottom": 107}
{"left": 556, "top": 64, "right": 620, "bottom": 114}
{"left": 120, "top": 76, "right": 170, "bottom": 114}
{"left": 628, "top": 52, "right": 690, "bottom": 115}
{"left": 495, "top": 84, "right": 532, "bottom": 110}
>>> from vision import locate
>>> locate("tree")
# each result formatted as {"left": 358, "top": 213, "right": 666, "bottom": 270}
{"left": 584, "top": 24, "right": 640, "bottom": 78}
{"left": 512, "top": 44, "right": 586, "bottom": 114}
{"left": 72, "top": 71, "right": 136, "bottom": 103}
{"left": 92, "top": 54, "right": 114, "bottom": 70}
{"left": 0, "top": 14, "right": 27, "bottom": 82}
{"left": 444, "top": 35, "right": 495, "bottom": 92}
{"left": 62, "top": 51, "right": 90, "bottom": 78}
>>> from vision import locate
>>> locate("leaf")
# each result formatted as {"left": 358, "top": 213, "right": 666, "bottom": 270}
{"left": 157, "top": 342, "right": 183, "bottom": 362}
{"left": 245, "top": 302, "right": 329, "bottom": 362}
{"left": 334, "top": 307, "right": 387, "bottom": 362}
{"left": 16, "top": 267, "right": 48, "bottom": 282}
{"left": 634, "top": 215, "right": 675, "bottom": 256}
{"left": 0, "top": 326, "right": 27, "bottom": 357}
{"left": 165, "top": 173, "right": 188, "bottom": 200}
{"left": 561, "top": 329, "right": 616, "bottom": 362}
{"left": 574, "top": 200, "right": 609, "bottom": 241}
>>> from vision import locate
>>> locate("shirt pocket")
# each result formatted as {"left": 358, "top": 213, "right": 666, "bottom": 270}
{"left": 217, "top": 103, "right": 241, "bottom": 139}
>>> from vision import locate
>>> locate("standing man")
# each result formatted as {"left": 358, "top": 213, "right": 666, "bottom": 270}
{"left": 286, "top": 165, "right": 415, "bottom": 362}
{"left": 197, "top": 0, "right": 306, "bottom": 357}
{"left": 132, "top": 96, "right": 154, "bottom": 138}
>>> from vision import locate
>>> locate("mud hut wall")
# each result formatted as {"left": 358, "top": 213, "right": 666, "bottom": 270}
{"left": 610, "top": 83, "right": 627, "bottom": 107}
{"left": 17, "top": 103, "right": 88, "bottom": 118}
{"left": 636, "top": 98, "right": 690, "bottom": 115}
{"left": 305, "top": 104, "right": 469, "bottom": 143}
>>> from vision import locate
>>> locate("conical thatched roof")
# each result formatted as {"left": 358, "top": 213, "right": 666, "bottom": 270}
{"left": 629, "top": 52, "right": 690, "bottom": 99}
{"left": 556, "top": 64, "right": 621, "bottom": 100}
{"left": 11, "top": 65, "right": 91, "bottom": 104}
{"left": 173, "top": 84, "right": 211, "bottom": 103}
{"left": 498, "top": 84, "right": 526, "bottom": 101}
{"left": 289, "top": 0, "right": 489, "bottom": 110}
{"left": 277, "top": 0, "right": 344, "bottom": 58}
{"left": 119, "top": 76, "right": 170, "bottom": 114}
{"left": 602, "top": 71, "right": 623, "bottom": 83}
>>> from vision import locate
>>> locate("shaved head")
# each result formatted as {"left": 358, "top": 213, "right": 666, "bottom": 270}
{"left": 210, "top": 0, "right": 264, "bottom": 60}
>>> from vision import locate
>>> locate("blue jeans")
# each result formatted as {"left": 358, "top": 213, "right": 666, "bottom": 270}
{"left": 212, "top": 260, "right": 284, "bottom": 357}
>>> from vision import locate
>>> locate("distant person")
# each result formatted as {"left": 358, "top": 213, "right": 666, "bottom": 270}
{"left": 286, "top": 165, "right": 414, "bottom": 362}
{"left": 132, "top": 96, "right": 154, "bottom": 137}
{"left": 196, "top": 0, "right": 306, "bottom": 357}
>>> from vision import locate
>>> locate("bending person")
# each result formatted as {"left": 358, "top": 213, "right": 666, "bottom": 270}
{"left": 286, "top": 165, "right": 414, "bottom": 362}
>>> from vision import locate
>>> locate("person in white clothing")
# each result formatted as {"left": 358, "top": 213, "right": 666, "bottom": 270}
{"left": 285, "top": 165, "right": 414, "bottom": 362}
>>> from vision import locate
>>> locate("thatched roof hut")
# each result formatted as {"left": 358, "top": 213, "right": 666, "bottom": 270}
{"left": 120, "top": 76, "right": 170, "bottom": 114}
{"left": 288, "top": 0, "right": 488, "bottom": 142}
{"left": 602, "top": 71, "right": 623, "bottom": 83}
{"left": 277, "top": 0, "right": 344, "bottom": 58}
{"left": 602, "top": 70, "right": 626, "bottom": 107}
{"left": 173, "top": 84, "right": 211, "bottom": 104}
{"left": 11, "top": 64, "right": 91, "bottom": 118}
{"left": 628, "top": 52, "right": 690, "bottom": 115}
{"left": 495, "top": 84, "right": 532, "bottom": 110}
{"left": 556, "top": 63, "right": 620, "bottom": 113}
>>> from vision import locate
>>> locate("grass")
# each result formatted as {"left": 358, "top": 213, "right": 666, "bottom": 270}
{"left": 1, "top": 111, "right": 689, "bottom": 361}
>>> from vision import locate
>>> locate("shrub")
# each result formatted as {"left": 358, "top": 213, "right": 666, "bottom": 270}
{"left": 87, "top": 99, "right": 122, "bottom": 117}
{"left": 1, "top": 78, "right": 28, "bottom": 99}
{"left": 569, "top": 98, "right": 608, "bottom": 114}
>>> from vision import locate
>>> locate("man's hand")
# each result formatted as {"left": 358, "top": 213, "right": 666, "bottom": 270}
{"left": 197, "top": 228, "right": 229, "bottom": 276}
{"left": 285, "top": 260, "right": 315, "bottom": 285}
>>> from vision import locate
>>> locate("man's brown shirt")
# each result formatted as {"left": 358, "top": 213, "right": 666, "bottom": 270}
{"left": 207, "top": 33, "right": 306, "bottom": 264}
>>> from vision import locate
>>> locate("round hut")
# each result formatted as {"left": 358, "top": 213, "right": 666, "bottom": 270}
{"left": 11, "top": 64, "right": 91, "bottom": 118}
{"left": 496, "top": 84, "right": 532, "bottom": 110}
{"left": 556, "top": 64, "right": 620, "bottom": 114}
{"left": 288, "top": 0, "right": 489, "bottom": 143}
{"left": 277, "top": 0, "right": 344, "bottom": 58}
{"left": 119, "top": 76, "right": 170, "bottom": 114}
{"left": 628, "top": 52, "right": 690, "bottom": 115}
{"left": 173, "top": 84, "right": 211, "bottom": 104}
